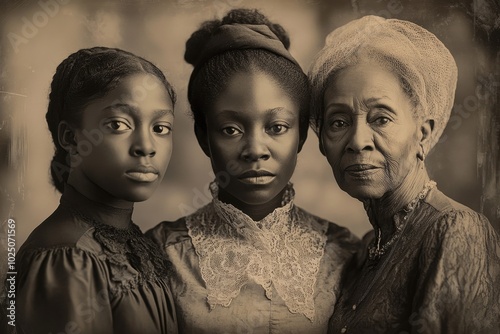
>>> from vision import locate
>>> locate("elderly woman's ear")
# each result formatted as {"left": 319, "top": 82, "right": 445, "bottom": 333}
{"left": 418, "top": 119, "right": 435, "bottom": 161}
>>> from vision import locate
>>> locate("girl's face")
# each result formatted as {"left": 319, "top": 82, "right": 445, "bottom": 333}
{"left": 71, "top": 73, "right": 174, "bottom": 204}
{"left": 202, "top": 71, "right": 300, "bottom": 206}
{"left": 321, "top": 63, "right": 421, "bottom": 200}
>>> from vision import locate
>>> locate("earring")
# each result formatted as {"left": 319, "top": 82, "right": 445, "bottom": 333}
{"left": 417, "top": 144, "right": 425, "bottom": 161}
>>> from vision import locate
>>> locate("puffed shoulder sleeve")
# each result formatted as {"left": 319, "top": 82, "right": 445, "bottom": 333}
{"left": 146, "top": 218, "right": 190, "bottom": 249}
{"left": 16, "top": 247, "right": 113, "bottom": 334}
{"left": 413, "top": 210, "right": 500, "bottom": 334}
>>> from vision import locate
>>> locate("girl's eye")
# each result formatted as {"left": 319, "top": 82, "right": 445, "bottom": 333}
{"left": 267, "top": 124, "right": 288, "bottom": 135}
{"left": 153, "top": 124, "right": 172, "bottom": 135}
{"left": 106, "top": 121, "right": 131, "bottom": 132}
{"left": 221, "top": 127, "right": 242, "bottom": 136}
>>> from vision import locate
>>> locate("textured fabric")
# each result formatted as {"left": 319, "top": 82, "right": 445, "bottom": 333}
{"left": 147, "top": 185, "right": 360, "bottom": 334}
{"left": 308, "top": 15, "right": 458, "bottom": 150}
{"left": 15, "top": 185, "right": 177, "bottom": 334}
{"left": 329, "top": 187, "right": 500, "bottom": 334}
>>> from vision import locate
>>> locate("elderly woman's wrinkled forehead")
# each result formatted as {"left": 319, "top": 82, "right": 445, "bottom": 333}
{"left": 309, "top": 15, "right": 458, "bottom": 150}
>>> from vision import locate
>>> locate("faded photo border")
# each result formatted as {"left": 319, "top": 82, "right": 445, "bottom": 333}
{"left": 0, "top": 0, "right": 499, "bottom": 329}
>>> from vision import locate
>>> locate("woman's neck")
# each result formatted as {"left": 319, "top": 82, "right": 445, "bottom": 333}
{"left": 365, "top": 165, "right": 430, "bottom": 241}
{"left": 217, "top": 187, "right": 285, "bottom": 221}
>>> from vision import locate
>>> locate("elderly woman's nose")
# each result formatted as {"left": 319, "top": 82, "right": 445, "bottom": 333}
{"left": 346, "top": 122, "right": 374, "bottom": 153}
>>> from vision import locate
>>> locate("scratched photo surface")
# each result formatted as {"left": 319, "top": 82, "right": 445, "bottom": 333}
{"left": 0, "top": 0, "right": 499, "bottom": 311}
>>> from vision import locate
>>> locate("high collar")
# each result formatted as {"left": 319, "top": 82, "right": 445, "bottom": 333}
{"left": 210, "top": 181, "right": 295, "bottom": 234}
{"left": 60, "top": 184, "right": 134, "bottom": 229}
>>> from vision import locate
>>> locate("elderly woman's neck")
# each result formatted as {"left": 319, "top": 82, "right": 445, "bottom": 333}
{"left": 364, "top": 166, "right": 430, "bottom": 239}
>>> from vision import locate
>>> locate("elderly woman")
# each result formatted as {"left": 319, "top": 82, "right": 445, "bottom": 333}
{"left": 309, "top": 16, "right": 500, "bottom": 333}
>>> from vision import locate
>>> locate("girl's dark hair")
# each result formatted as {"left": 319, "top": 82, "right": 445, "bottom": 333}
{"left": 185, "top": 9, "right": 310, "bottom": 144}
{"left": 46, "top": 46, "right": 176, "bottom": 193}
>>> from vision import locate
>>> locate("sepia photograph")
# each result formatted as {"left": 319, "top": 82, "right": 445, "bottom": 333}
{"left": 1, "top": 0, "right": 499, "bottom": 333}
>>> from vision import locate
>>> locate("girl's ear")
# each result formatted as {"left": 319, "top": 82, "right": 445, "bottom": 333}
{"left": 418, "top": 118, "right": 434, "bottom": 159}
{"left": 58, "top": 121, "right": 78, "bottom": 154}
{"left": 194, "top": 123, "right": 211, "bottom": 158}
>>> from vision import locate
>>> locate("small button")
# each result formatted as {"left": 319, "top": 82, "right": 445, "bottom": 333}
{"left": 341, "top": 327, "right": 347, "bottom": 333}
{"left": 352, "top": 304, "right": 357, "bottom": 310}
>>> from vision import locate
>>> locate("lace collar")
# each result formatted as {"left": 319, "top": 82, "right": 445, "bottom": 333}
{"left": 186, "top": 182, "right": 328, "bottom": 321}
{"left": 59, "top": 184, "right": 170, "bottom": 284}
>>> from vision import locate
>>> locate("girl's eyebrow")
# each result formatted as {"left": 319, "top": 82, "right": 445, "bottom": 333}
{"left": 102, "top": 103, "right": 174, "bottom": 118}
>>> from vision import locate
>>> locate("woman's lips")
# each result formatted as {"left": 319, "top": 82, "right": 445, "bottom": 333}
{"left": 125, "top": 166, "right": 159, "bottom": 183}
{"left": 238, "top": 170, "right": 276, "bottom": 185}
{"left": 344, "top": 164, "right": 380, "bottom": 177}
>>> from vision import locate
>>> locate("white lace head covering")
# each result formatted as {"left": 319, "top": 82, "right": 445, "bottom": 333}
{"left": 309, "top": 15, "right": 458, "bottom": 150}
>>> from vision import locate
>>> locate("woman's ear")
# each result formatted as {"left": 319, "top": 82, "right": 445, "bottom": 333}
{"left": 297, "top": 131, "right": 308, "bottom": 153}
{"left": 318, "top": 130, "right": 326, "bottom": 156}
{"left": 418, "top": 118, "right": 434, "bottom": 159}
{"left": 194, "top": 123, "right": 211, "bottom": 158}
{"left": 58, "top": 121, "right": 78, "bottom": 154}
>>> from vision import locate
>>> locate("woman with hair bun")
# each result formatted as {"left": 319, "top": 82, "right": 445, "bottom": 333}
{"left": 15, "top": 47, "right": 178, "bottom": 334}
{"left": 147, "top": 9, "right": 359, "bottom": 334}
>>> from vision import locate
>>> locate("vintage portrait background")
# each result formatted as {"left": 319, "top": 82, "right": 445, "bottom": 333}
{"left": 0, "top": 0, "right": 499, "bottom": 269}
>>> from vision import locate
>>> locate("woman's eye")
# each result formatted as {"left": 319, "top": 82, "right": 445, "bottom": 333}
{"left": 153, "top": 124, "right": 172, "bottom": 135}
{"left": 221, "top": 127, "right": 242, "bottom": 136}
{"left": 373, "top": 117, "right": 391, "bottom": 126}
{"left": 331, "top": 120, "right": 349, "bottom": 129}
{"left": 267, "top": 124, "right": 288, "bottom": 135}
{"left": 106, "top": 121, "right": 131, "bottom": 132}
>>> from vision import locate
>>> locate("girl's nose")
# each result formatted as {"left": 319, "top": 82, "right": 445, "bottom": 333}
{"left": 345, "top": 121, "right": 374, "bottom": 153}
{"left": 240, "top": 132, "right": 270, "bottom": 162}
{"left": 130, "top": 130, "right": 156, "bottom": 157}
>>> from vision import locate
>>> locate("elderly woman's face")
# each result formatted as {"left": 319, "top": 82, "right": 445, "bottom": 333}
{"left": 321, "top": 63, "right": 421, "bottom": 200}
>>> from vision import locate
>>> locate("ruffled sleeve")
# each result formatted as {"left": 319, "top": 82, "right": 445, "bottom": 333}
{"left": 16, "top": 247, "right": 113, "bottom": 334}
{"left": 413, "top": 210, "right": 500, "bottom": 333}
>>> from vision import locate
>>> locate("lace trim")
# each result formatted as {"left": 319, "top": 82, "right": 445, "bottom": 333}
{"left": 186, "top": 182, "right": 328, "bottom": 321}
{"left": 70, "top": 209, "right": 170, "bottom": 288}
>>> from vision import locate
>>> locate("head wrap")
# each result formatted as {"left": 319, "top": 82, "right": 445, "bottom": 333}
{"left": 187, "top": 23, "right": 299, "bottom": 96}
{"left": 308, "top": 15, "right": 458, "bottom": 150}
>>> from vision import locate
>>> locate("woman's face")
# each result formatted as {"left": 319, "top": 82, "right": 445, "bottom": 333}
{"left": 71, "top": 73, "right": 174, "bottom": 203}
{"left": 202, "top": 71, "right": 300, "bottom": 206}
{"left": 321, "top": 63, "right": 421, "bottom": 200}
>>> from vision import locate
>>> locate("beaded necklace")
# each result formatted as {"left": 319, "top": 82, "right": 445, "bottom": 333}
{"left": 368, "top": 180, "right": 437, "bottom": 261}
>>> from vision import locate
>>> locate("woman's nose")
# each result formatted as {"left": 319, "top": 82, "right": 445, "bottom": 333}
{"left": 240, "top": 132, "right": 270, "bottom": 162}
{"left": 130, "top": 129, "right": 156, "bottom": 157}
{"left": 346, "top": 121, "right": 374, "bottom": 153}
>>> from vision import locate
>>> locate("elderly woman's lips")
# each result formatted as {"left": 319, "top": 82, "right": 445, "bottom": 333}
{"left": 344, "top": 164, "right": 380, "bottom": 177}
{"left": 345, "top": 164, "right": 378, "bottom": 171}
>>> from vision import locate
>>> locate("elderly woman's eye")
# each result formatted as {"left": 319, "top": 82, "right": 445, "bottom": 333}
{"left": 373, "top": 117, "right": 391, "bottom": 125}
{"left": 331, "top": 120, "right": 349, "bottom": 129}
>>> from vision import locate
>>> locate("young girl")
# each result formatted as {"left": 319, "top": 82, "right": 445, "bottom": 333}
{"left": 15, "top": 47, "right": 178, "bottom": 334}
{"left": 147, "top": 9, "right": 360, "bottom": 333}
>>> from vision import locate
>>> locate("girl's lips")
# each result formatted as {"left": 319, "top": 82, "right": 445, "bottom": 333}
{"left": 125, "top": 172, "right": 159, "bottom": 183}
{"left": 125, "top": 166, "right": 159, "bottom": 183}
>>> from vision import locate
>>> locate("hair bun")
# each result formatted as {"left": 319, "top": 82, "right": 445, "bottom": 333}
{"left": 184, "top": 8, "right": 290, "bottom": 65}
